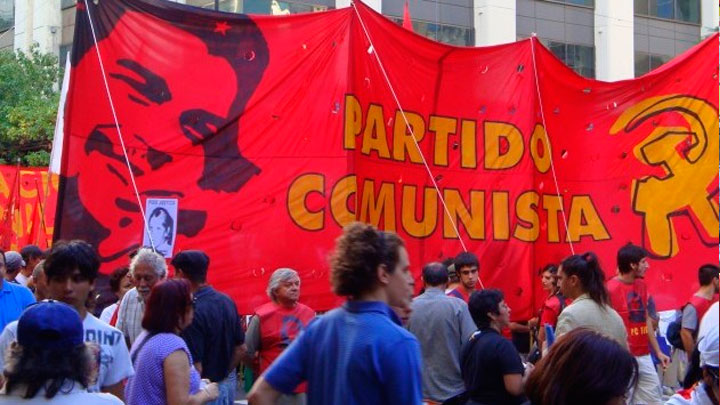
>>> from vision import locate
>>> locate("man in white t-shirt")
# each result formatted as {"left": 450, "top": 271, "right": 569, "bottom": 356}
{"left": 0, "top": 240, "right": 134, "bottom": 402}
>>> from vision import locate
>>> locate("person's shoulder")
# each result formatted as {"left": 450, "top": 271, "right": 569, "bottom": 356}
{"left": 1, "top": 320, "right": 18, "bottom": 338}
{"left": 606, "top": 277, "right": 621, "bottom": 290}
{"left": 79, "top": 392, "right": 125, "bottom": 404}
{"left": 6, "top": 281, "right": 32, "bottom": 296}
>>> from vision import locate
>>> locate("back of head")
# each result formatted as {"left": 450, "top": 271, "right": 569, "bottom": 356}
{"left": 454, "top": 251, "right": 479, "bottom": 271}
{"left": 20, "top": 245, "right": 43, "bottom": 263}
{"left": 616, "top": 243, "right": 647, "bottom": 274}
{"left": 561, "top": 252, "right": 608, "bottom": 306}
{"left": 130, "top": 247, "right": 167, "bottom": 278}
{"left": 6, "top": 300, "right": 93, "bottom": 399}
{"left": 422, "top": 262, "right": 448, "bottom": 287}
{"left": 698, "top": 264, "right": 719, "bottom": 287}
{"left": 44, "top": 240, "right": 100, "bottom": 283}
{"left": 330, "top": 222, "right": 403, "bottom": 298}
{"left": 468, "top": 289, "right": 503, "bottom": 329}
{"left": 4, "top": 251, "right": 25, "bottom": 274}
{"left": 526, "top": 328, "right": 638, "bottom": 405}
{"left": 171, "top": 250, "right": 210, "bottom": 284}
{"left": 31, "top": 260, "right": 45, "bottom": 280}
{"left": 142, "top": 279, "right": 192, "bottom": 334}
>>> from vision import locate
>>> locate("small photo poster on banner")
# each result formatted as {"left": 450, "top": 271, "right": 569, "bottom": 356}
{"left": 143, "top": 198, "right": 178, "bottom": 258}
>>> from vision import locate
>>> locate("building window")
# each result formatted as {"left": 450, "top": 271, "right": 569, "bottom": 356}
{"left": 634, "top": 52, "right": 671, "bottom": 76}
{"left": 391, "top": 18, "right": 474, "bottom": 47}
{"left": 634, "top": 0, "right": 700, "bottom": 23}
{"left": 186, "top": 0, "right": 331, "bottom": 14}
{"left": 0, "top": 0, "right": 13, "bottom": 32}
{"left": 547, "top": 41, "right": 595, "bottom": 78}
{"left": 60, "top": 44, "right": 72, "bottom": 68}
{"left": 546, "top": 0, "right": 594, "bottom": 6}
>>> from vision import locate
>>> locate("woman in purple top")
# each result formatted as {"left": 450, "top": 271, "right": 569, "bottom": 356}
{"left": 125, "top": 279, "right": 219, "bottom": 405}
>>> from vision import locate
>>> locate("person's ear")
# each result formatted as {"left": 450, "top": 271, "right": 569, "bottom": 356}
{"left": 377, "top": 264, "right": 390, "bottom": 286}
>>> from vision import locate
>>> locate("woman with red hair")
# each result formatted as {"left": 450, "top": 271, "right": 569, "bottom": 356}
{"left": 125, "top": 279, "right": 219, "bottom": 405}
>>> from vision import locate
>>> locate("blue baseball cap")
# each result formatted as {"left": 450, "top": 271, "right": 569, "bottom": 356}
{"left": 17, "top": 300, "right": 84, "bottom": 350}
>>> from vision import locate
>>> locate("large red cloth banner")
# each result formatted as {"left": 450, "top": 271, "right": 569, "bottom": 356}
{"left": 0, "top": 165, "right": 57, "bottom": 251}
{"left": 58, "top": 0, "right": 718, "bottom": 317}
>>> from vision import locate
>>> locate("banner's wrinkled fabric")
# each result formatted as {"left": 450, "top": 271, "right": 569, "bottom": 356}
{"left": 57, "top": 0, "right": 719, "bottom": 316}
{"left": 0, "top": 165, "right": 57, "bottom": 251}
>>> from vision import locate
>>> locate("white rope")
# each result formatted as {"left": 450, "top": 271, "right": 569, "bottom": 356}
{"left": 83, "top": 2, "right": 156, "bottom": 250}
{"left": 351, "top": 2, "right": 486, "bottom": 288}
{"left": 530, "top": 33, "right": 574, "bottom": 255}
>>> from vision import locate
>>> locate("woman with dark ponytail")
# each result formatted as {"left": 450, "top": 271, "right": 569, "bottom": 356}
{"left": 554, "top": 252, "right": 629, "bottom": 349}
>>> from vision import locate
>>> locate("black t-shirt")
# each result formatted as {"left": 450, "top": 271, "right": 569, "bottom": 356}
{"left": 461, "top": 327, "right": 527, "bottom": 405}
{"left": 180, "top": 286, "right": 245, "bottom": 382}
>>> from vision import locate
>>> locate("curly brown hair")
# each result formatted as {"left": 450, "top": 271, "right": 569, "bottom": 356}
{"left": 330, "top": 222, "right": 404, "bottom": 298}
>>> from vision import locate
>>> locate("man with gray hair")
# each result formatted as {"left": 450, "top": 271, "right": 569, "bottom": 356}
{"left": 116, "top": 247, "right": 167, "bottom": 346}
{"left": 407, "top": 262, "right": 476, "bottom": 405}
{"left": 245, "top": 268, "right": 315, "bottom": 405}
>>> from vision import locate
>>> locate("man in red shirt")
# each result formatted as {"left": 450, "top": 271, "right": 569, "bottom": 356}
{"left": 607, "top": 243, "right": 669, "bottom": 405}
{"left": 245, "top": 268, "right": 315, "bottom": 405}
{"left": 446, "top": 252, "right": 479, "bottom": 303}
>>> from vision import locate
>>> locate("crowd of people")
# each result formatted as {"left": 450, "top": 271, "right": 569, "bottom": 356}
{"left": 0, "top": 222, "right": 717, "bottom": 405}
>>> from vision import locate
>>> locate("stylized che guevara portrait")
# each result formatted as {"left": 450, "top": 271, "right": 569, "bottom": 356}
{"left": 57, "top": 0, "right": 269, "bottom": 263}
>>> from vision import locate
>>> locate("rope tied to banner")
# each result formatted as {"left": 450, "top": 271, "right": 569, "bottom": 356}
{"left": 350, "top": 1, "right": 486, "bottom": 289}
{"left": 82, "top": 1, "right": 156, "bottom": 250}
{"left": 529, "top": 33, "right": 574, "bottom": 255}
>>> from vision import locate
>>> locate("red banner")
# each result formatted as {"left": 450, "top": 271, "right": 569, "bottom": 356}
{"left": 0, "top": 165, "right": 57, "bottom": 251}
{"left": 58, "top": 0, "right": 719, "bottom": 317}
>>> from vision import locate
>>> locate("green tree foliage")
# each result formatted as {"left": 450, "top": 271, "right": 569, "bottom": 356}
{"left": 0, "top": 46, "right": 61, "bottom": 166}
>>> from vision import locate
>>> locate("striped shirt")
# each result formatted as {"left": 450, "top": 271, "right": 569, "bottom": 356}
{"left": 116, "top": 287, "right": 146, "bottom": 346}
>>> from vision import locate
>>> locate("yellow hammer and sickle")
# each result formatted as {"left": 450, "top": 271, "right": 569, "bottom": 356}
{"left": 609, "top": 95, "right": 719, "bottom": 258}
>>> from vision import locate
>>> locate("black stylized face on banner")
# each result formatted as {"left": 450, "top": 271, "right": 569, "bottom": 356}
{"left": 57, "top": 0, "right": 269, "bottom": 263}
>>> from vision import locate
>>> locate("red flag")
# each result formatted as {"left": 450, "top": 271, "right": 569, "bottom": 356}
{"left": 402, "top": 1, "right": 413, "bottom": 31}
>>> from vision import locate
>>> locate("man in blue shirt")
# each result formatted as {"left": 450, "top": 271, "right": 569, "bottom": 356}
{"left": 0, "top": 250, "right": 35, "bottom": 332}
{"left": 248, "top": 222, "right": 422, "bottom": 405}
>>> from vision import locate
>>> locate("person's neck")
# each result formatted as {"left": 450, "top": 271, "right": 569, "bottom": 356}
{"left": 461, "top": 284, "right": 475, "bottom": 294}
{"left": 276, "top": 298, "right": 298, "bottom": 309}
{"left": 190, "top": 282, "right": 208, "bottom": 293}
{"left": 617, "top": 272, "right": 635, "bottom": 283}
{"left": 75, "top": 305, "right": 88, "bottom": 319}
{"left": 697, "top": 285, "right": 716, "bottom": 299}
{"left": 489, "top": 321, "right": 502, "bottom": 333}
{"left": 355, "top": 288, "right": 388, "bottom": 304}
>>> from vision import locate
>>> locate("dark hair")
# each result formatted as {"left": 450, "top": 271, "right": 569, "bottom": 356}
{"left": 3, "top": 343, "right": 95, "bottom": 399}
{"left": 149, "top": 207, "right": 174, "bottom": 245}
{"left": 468, "top": 289, "right": 503, "bottom": 329}
{"left": 171, "top": 250, "right": 210, "bottom": 284}
{"left": 44, "top": 240, "right": 100, "bottom": 283}
{"left": 698, "top": 264, "right": 719, "bottom": 286}
{"left": 108, "top": 267, "right": 130, "bottom": 293}
{"left": 330, "top": 222, "right": 404, "bottom": 298}
{"left": 454, "top": 252, "right": 479, "bottom": 271}
{"left": 526, "top": 328, "right": 638, "bottom": 405}
{"left": 0, "top": 249, "right": 5, "bottom": 268}
{"left": 20, "top": 245, "right": 44, "bottom": 263}
{"left": 142, "top": 279, "right": 193, "bottom": 334}
{"left": 422, "top": 262, "right": 448, "bottom": 287}
{"left": 539, "top": 263, "right": 558, "bottom": 277}
{"left": 617, "top": 243, "right": 647, "bottom": 274}
{"left": 561, "top": 252, "right": 608, "bottom": 306}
